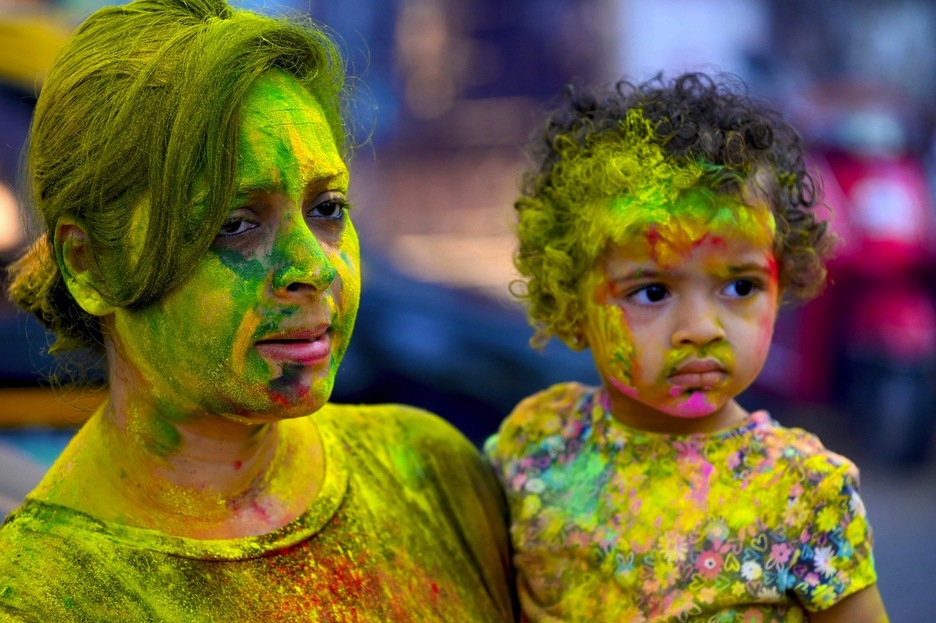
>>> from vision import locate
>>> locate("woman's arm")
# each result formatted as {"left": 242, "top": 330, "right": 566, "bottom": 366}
{"left": 808, "top": 585, "right": 888, "bottom": 623}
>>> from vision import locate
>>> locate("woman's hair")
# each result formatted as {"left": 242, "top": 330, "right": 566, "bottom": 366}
{"left": 514, "top": 72, "right": 833, "bottom": 349}
{"left": 7, "top": 0, "right": 347, "bottom": 354}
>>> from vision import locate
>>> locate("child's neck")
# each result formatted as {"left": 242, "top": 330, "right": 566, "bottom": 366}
{"left": 603, "top": 390, "right": 750, "bottom": 435}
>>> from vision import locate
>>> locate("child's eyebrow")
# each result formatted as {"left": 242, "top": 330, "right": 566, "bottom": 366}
{"left": 608, "top": 263, "right": 773, "bottom": 282}
{"left": 724, "top": 263, "right": 773, "bottom": 275}
{"left": 608, "top": 267, "right": 665, "bottom": 281}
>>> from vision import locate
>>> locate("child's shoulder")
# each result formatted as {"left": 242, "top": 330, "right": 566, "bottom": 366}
{"left": 748, "top": 411, "right": 861, "bottom": 483}
{"left": 485, "top": 382, "right": 595, "bottom": 456}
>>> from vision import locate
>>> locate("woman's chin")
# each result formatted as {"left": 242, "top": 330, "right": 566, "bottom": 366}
{"left": 211, "top": 380, "right": 333, "bottom": 423}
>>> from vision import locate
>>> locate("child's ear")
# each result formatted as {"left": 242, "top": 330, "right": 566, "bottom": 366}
{"left": 55, "top": 217, "right": 116, "bottom": 317}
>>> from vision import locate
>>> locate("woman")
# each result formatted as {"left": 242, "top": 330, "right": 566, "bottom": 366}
{"left": 0, "top": 0, "right": 516, "bottom": 620}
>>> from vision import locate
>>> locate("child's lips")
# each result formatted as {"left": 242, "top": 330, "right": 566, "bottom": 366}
{"left": 668, "top": 360, "right": 727, "bottom": 388}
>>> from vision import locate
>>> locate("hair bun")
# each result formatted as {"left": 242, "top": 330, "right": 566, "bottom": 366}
{"left": 7, "top": 234, "right": 101, "bottom": 353}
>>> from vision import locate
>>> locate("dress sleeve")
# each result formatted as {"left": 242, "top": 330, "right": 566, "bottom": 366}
{"left": 789, "top": 458, "right": 878, "bottom": 612}
{"left": 395, "top": 407, "right": 519, "bottom": 622}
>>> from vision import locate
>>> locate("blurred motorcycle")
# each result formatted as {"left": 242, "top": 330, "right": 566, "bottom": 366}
{"left": 761, "top": 84, "right": 936, "bottom": 466}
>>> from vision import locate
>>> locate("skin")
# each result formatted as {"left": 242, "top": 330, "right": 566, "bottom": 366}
{"left": 38, "top": 70, "right": 359, "bottom": 539}
{"left": 810, "top": 586, "right": 889, "bottom": 623}
{"left": 580, "top": 194, "right": 779, "bottom": 435}
{"left": 579, "top": 191, "right": 888, "bottom": 622}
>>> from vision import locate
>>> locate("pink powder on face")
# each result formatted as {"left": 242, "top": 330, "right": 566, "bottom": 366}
{"left": 674, "top": 391, "right": 715, "bottom": 418}
{"left": 609, "top": 377, "right": 639, "bottom": 398}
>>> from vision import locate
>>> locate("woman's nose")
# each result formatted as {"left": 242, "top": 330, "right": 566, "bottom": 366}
{"left": 671, "top": 294, "right": 726, "bottom": 347}
{"left": 271, "top": 218, "right": 337, "bottom": 293}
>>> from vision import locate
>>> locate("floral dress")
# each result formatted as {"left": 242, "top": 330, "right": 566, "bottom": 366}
{"left": 485, "top": 383, "right": 877, "bottom": 623}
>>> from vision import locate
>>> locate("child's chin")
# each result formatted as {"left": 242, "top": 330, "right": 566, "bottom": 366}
{"left": 669, "top": 391, "right": 719, "bottom": 419}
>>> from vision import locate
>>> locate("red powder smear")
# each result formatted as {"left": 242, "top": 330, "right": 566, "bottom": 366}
{"left": 233, "top": 460, "right": 242, "bottom": 470}
{"left": 694, "top": 233, "right": 726, "bottom": 249}
{"left": 270, "top": 392, "right": 291, "bottom": 407}
{"left": 767, "top": 253, "right": 779, "bottom": 284}
{"left": 250, "top": 500, "right": 271, "bottom": 523}
{"left": 262, "top": 542, "right": 385, "bottom": 617}
{"left": 594, "top": 281, "right": 615, "bottom": 303}
{"left": 428, "top": 579, "right": 442, "bottom": 609}
{"left": 645, "top": 227, "right": 664, "bottom": 261}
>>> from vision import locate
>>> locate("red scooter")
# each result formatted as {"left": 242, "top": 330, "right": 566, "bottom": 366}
{"left": 758, "top": 88, "right": 936, "bottom": 466}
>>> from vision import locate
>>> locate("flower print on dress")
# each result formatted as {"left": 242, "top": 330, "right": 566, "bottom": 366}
{"left": 740, "top": 560, "right": 763, "bottom": 582}
{"left": 484, "top": 383, "right": 878, "bottom": 621}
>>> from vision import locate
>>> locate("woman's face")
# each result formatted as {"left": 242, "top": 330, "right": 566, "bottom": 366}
{"left": 108, "top": 71, "right": 359, "bottom": 422}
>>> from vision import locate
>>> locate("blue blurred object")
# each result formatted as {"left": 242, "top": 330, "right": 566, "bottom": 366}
{"left": 333, "top": 252, "right": 599, "bottom": 446}
{"left": 0, "top": 307, "right": 57, "bottom": 384}
{"left": 0, "top": 439, "right": 48, "bottom": 518}
{"left": 0, "top": 428, "right": 73, "bottom": 469}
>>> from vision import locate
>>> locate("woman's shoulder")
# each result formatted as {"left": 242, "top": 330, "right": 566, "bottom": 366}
{"left": 316, "top": 402, "right": 486, "bottom": 474}
{"left": 320, "top": 401, "right": 470, "bottom": 444}
{"left": 0, "top": 501, "right": 115, "bottom": 621}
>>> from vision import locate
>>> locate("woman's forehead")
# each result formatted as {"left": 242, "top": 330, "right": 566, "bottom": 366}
{"left": 235, "top": 71, "right": 347, "bottom": 194}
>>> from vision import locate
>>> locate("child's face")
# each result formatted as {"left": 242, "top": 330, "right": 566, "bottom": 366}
{"left": 580, "top": 196, "right": 779, "bottom": 434}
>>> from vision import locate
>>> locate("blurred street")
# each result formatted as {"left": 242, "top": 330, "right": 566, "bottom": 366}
{"left": 3, "top": 0, "right": 936, "bottom": 619}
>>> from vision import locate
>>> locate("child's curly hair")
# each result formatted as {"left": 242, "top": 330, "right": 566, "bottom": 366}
{"left": 513, "top": 72, "right": 833, "bottom": 349}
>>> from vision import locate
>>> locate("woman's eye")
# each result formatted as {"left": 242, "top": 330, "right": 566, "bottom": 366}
{"left": 628, "top": 283, "right": 669, "bottom": 304}
{"left": 724, "top": 279, "right": 758, "bottom": 298}
{"left": 217, "top": 216, "right": 259, "bottom": 237}
{"left": 309, "top": 196, "right": 348, "bottom": 220}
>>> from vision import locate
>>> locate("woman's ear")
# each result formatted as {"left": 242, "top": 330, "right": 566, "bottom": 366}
{"left": 55, "top": 217, "right": 116, "bottom": 317}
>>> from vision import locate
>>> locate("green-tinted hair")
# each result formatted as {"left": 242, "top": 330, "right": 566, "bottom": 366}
{"left": 7, "top": 0, "right": 348, "bottom": 353}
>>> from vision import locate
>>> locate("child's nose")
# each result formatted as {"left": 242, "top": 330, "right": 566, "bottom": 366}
{"left": 671, "top": 295, "right": 727, "bottom": 347}
{"left": 271, "top": 217, "right": 337, "bottom": 293}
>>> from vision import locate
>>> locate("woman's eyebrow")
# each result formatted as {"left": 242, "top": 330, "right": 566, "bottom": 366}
{"left": 306, "top": 171, "right": 349, "bottom": 191}
{"left": 233, "top": 171, "right": 348, "bottom": 197}
{"left": 233, "top": 177, "right": 279, "bottom": 196}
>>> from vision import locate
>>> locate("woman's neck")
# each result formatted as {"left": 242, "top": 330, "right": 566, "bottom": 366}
{"left": 35, "top": 389, "right": 324, "bottom": 540}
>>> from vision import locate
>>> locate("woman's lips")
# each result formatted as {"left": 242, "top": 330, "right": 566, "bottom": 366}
{"left": 255, "top": 331, "right": 331, "bottom": 365}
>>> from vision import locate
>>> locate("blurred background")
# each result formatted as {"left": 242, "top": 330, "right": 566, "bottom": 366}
{"left": 1, "top": 0, "right": 935, "bottom": 618}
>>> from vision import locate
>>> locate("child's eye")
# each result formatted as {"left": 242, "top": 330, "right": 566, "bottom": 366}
{"left": 308, "top": 193, "right": 349, "bottom": 220}
{"left": 723, "top": 279, "right": 759, "bottom": 298}
{"left": 628, "top": 283, "right": 670, "bottom": 305}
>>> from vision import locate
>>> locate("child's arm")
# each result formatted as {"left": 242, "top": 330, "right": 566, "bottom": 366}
{"left": 808, "top": 585, "right": 888, "bottom": 623}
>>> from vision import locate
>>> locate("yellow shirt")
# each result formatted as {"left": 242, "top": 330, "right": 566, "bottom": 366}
{"left": 485, "top": 383, "right": 877, "bottom": 623}
{"left": 0, "top": 404, "right": 516, "bottom": 622}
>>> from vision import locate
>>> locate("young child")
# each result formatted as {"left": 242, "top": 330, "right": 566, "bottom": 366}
{"left": 485, "top": 73, "right": 888, "bottom": 622}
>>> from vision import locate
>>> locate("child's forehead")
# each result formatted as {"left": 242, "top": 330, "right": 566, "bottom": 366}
{"left": 594, "top": 191, "right": 777, "bottom": 266}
